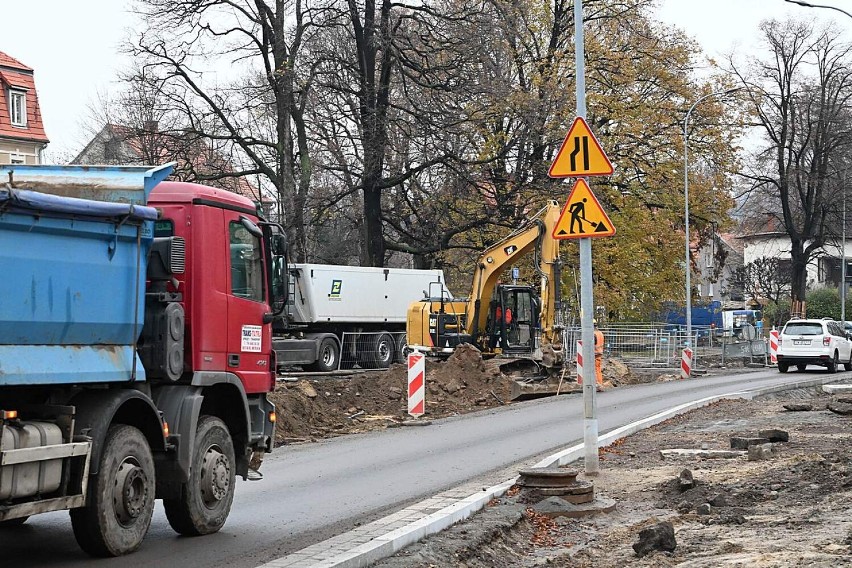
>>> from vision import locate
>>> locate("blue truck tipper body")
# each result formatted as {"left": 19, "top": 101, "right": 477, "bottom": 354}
{"left": 0, "top": 165, "right": 168, "bottom": 385}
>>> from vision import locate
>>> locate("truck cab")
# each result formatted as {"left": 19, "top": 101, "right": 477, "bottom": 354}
{"left": 148, "top": 181, "right": 287, "bottom": 393}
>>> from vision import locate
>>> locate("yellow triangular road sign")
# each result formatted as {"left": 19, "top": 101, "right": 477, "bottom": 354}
{"left": 552, "top": 179, "right": 616, "bottom": 239}
{"left": 548, "top": 117, "right": 613, "bottom": 178}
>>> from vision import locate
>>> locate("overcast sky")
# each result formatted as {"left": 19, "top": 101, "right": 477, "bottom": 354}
{"left": 1, "top": 0, "right": 849, "bottom": 161}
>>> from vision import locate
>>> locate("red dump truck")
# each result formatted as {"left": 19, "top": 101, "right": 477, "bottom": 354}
{"left": 0, "top": 164, "right": 284, "bottom": 556}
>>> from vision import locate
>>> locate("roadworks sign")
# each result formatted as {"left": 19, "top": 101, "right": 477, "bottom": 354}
{"left": 548, "top": 117, "right": 613, "bottom": 178}
{"left": 552, "top": 179, "right": 616, "bottom": 239}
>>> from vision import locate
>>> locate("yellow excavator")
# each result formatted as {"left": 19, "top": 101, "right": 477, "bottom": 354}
{"left": 406, "top": 200, "right": 564, "bottom": 368}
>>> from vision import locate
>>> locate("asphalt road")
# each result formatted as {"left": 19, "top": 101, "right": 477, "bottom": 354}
{"left": 1, "top": 367, "right": 844, "bottom": 567}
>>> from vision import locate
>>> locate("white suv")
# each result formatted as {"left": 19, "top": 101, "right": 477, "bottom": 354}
{"left": 777, "top": 318, "right": 852, "bottom": 373}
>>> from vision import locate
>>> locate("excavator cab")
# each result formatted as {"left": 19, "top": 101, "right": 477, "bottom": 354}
{"left": 486, "top": 284, "right": 539, "bottom": 355}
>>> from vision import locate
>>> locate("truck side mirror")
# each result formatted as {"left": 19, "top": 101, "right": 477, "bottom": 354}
{"left": 271, "top": 234, "right": 287, "bottom": 256}
{"left": 240, "top": 216, "right": 263, "bottom": 238}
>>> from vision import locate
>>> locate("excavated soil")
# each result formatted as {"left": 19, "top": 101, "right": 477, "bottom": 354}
{"left": 269, "top": 344, "right": 696, "bottom": 445}
{"left": 374, "top": 388, "right": 852, "bottom": 567}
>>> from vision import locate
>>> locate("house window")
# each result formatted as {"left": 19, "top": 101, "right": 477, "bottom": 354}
{"left": 10, "top": 154, "right": 24, "bottom": 164}
{"left": 9, "top": 90, "right": 26, "bottom": 127}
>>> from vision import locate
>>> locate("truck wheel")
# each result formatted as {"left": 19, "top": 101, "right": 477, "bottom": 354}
{"left": 395, "top": 334, "right": 409, "bottom": 364}
{"left": 164, "top": 416, "right": 236, "bottom": 536}
{"left": 70, "top": 425, "right": 155, "bottom": 557}
{"left": 307, "top": 337, "right": 339, "bottom": 372}
{"left": 363, "top": 333, "right": 394, "bottom": 369}
{"left": 778, "top": 362, "right": 789, "bottom": 373}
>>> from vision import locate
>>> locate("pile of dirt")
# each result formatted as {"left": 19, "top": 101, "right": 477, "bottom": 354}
{"left": 375, "top": 389, "right": 852, "bottom": 567}
{"left": 269, "top": 346, "right": 733, "bottom": 445}
{"left": 270, "top": 344, "right": 516, "bottom": 444}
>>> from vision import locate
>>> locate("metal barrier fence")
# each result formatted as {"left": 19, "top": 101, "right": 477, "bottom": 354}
{"left": 336, "top": 325, "right": 770, "bottom": 371}
{"left": 562, "top": 323, "right": 771, "bottom": 368}
{"left": 338, "top": 331, "right": 407, "bottom": 370}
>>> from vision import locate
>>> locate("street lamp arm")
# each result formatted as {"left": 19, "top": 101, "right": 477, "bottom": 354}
{"left": 784, "top": 0, "right": 852, "bottom": 20}
{"left": 684, "top": 88, "right": 741, "bottom": 134}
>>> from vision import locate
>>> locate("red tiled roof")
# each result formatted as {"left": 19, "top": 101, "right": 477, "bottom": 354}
{"left": 0, "top": 52, "right": 31, "bottom": 71}
{"left": 0, "top": 51, "right": 48, "bottom": 143}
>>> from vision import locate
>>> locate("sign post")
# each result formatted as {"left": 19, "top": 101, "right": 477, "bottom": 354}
{"left": 547, "top": 0, "right": 617, "bottom": 477}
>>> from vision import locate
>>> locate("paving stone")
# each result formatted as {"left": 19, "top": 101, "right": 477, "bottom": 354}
{"left": 748, "top": 443, "right": 774, "bottom": 461}
{"left": 758, "top": 429, "right": 789, "bottom": 443}
{"left": 730, "top": 436, "right": 770, "bottom": 450}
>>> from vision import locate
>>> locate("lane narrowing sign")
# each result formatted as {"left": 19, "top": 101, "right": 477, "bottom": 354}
{"left": 548, "top": 116, "right": 613, "bottom": 178}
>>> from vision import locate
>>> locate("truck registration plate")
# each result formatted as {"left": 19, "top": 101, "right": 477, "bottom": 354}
{"left": 793, "top": 339, "right": 810, "bottom": 345}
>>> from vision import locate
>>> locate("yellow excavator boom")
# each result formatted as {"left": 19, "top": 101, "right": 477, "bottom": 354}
{"left": 465, "top": 200, "right": 562, "bottom": 349}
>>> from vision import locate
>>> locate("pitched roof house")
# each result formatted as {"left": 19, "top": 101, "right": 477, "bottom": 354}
{"left": 0, "top": 51, "right": 48, "bottom": 164}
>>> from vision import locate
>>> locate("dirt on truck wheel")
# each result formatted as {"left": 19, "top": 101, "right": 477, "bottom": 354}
{"left": 70, "top": 425, "right": 155, "bottom": 557}
{"left": 164, "top": 416, "right": 236, "bottom": 536}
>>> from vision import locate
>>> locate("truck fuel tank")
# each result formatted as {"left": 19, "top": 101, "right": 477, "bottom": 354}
{"left": 0, "top": 421, "right": 63, "bottom": 500}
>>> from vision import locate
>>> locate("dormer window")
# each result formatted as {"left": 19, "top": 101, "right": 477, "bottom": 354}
{"left": 9, "top": 90, "right": 25, "bottom": 127}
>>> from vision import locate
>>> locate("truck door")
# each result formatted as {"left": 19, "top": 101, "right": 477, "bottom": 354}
{"left": 226, "top": 215, "right": 272, "bottom": 394}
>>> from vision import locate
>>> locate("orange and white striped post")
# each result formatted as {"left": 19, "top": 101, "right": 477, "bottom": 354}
{"left": 680, "top": 347, "right": 693, "bottom": 380}
{"left": 407, "top": 352, "right": 425, "bottom": 417}
{"left": 769, "top": 329, "right": 779, "bottom": 364}
{"left": 576, "top": 339, "right": 584, "bottom": 385}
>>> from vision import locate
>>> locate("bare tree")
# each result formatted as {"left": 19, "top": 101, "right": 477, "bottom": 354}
{"left": 732, "top": 18, "right": 852, "bottom": 316}
{"left": 733, "top": 257, "right": 792, "bottom": 307}
{"left": 128, "top": 0, "right": 335, "bottom": 261}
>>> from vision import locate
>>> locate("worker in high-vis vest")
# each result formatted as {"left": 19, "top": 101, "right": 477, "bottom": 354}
{"left": 593, "top": 320, "right": 604, "bottom": 386}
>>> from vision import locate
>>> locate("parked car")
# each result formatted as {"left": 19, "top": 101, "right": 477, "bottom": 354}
{"left": 777, "top": 318, "right": 852, "bottom": 373}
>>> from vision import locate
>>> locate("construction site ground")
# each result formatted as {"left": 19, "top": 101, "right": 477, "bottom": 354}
{"left": 271, "top": 344, "right": 692, "bottom": 445}
{"left": 370, "top": 386, "right": 852, "bottom": 567}
{"left": 265, "top": 346, "right": 852, "bottom": 566}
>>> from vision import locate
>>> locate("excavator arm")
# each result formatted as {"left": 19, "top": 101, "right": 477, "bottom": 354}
{"left": 465, "top": 201, "right": 563, "bottom": 351}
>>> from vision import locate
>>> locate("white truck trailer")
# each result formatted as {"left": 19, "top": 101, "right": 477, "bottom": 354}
{"left": 273, "top": 264, "right": 450, "bottom": 371}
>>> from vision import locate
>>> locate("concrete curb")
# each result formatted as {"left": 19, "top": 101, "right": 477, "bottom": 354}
{"left": 263, "top": 375, "right": 846, "bottom": 568}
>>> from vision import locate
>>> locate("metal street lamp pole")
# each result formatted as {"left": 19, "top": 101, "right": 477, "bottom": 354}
{"left": 683, "top": 89, "right": 738, "bottom": 344}
{"left": 843, "top": 180, "right": 847, "bottom": 322}
{"left": 784, "top": 0, "right": 852, "bottom": 20}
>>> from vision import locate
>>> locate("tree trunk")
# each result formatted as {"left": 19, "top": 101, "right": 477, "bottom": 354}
{"left": 789, "top": 240, "right": 808, "bottom": 317}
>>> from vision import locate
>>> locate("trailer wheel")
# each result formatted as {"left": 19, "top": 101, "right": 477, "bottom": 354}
{"left": 164, "top": 416, "right": 236, "bottom": 536}
{"left": 70, "top": 425, "right": 155, "bottom": 557}
{"left": 307, "top": 337, "right": 339, "bottom": 372}
{"left": 360, "top": 333, "right": 394, "bottom": 369}
{"left": 395, "top": 333, "right": 409, "bottom": 364}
